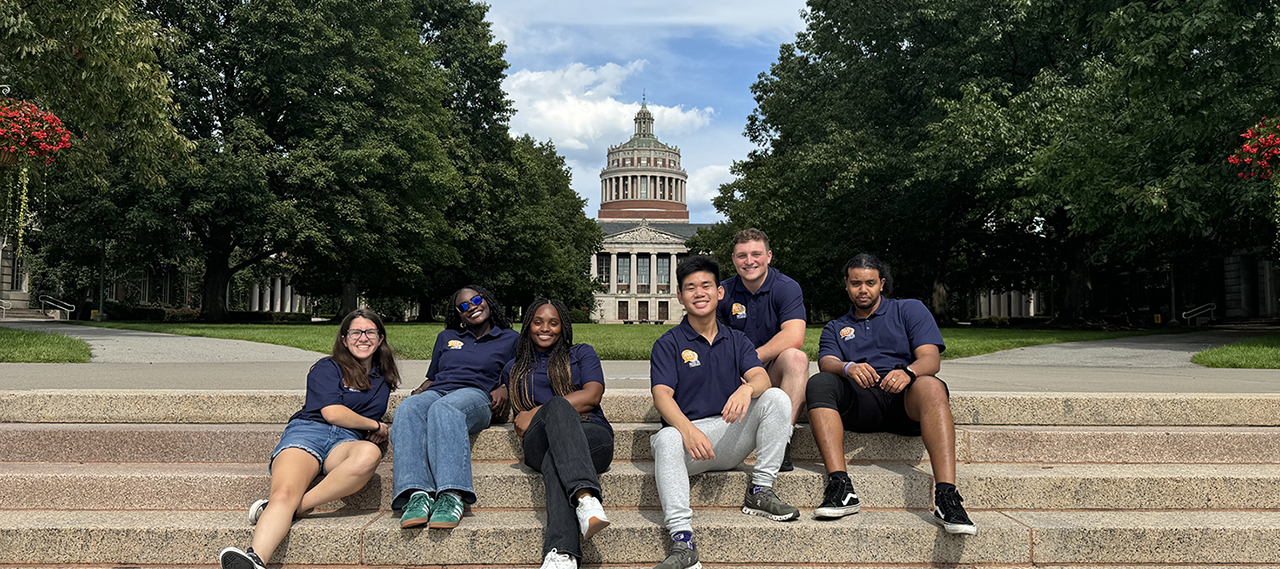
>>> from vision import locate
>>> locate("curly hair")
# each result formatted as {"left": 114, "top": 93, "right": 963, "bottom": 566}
{"left": 508, "top": 298, "right": 583, "bottom": 417}
{"left": 843, "top": 253, "right": 893, "bottom": 295}
{"left": 443, "top": 284, "right": 511, "bottom": 331}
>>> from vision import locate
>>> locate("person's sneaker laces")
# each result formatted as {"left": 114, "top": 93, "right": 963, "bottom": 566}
{"left": 933, "top": 485, "right": 977, "bottom": 535}
{"left": 814, "top": 473, "right": 860, "bottom": 519}
{"left": 399, "top": 491, "right": 433, "bottom": 529}
{"left": 741, "top": 485, "right": 800, "bottom": 521}
{"left": 779, "top": 442, "right": 794, "bottom": 472}
{"left": 574, "top": 494, "right": 610, "bottom": 539}
{"left": 429, "top": 491, "right": 464, "bottom": 529}
{"left": 540, "top": 548, "right": 577, "bottom": 569}
{"left": 219, "top": 546, "right": 265, "bottom": 569}
{"left": 247, "top": 499, "right": 268, "bottom": 526}
{"left": 653, "top": 535, "right": 700, "bottom": 569}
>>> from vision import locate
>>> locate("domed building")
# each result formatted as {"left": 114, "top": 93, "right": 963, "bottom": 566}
{"left": 589, "top": 101, "right": 709, "bottom": 324}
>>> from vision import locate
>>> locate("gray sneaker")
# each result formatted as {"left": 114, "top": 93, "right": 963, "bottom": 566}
{"left": 741, "top": 485, "right": 800, "bottom": 521}
{"left": 653, "top": 539, "right": 701, "bottom": 569}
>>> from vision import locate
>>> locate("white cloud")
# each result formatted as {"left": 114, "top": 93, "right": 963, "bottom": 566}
{"left": 504, "top": 61, "right": 715, "bottom": 153}
{"left": 486, "top": 0, "right": 806, "bottom": 46}
{"left": 685, "top": 164, "right": 736, "bottom": 208}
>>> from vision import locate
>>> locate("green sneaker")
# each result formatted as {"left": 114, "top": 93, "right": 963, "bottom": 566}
{"left": 741, "top": 485, "right": 800, "bottom": 521}
{"left": 400, "top": 491, "right": 433, "bottom": 529}
{"left": 429, "top": 491, "right": 464, "bottom": 529}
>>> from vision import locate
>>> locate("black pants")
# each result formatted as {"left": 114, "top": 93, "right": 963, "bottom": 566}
{"left": 521, "top": 396, "right": 614, "bottom": 560}
{"left": 806, "top": 371, "right": 948, "bottom": 436}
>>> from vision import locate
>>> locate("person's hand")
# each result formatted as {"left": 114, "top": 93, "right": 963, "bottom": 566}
{"left": 367, "top": 421, "right": 389, "bottom": 444}
{"left": 490, "top": 384, "right": 509, "bottom": 414}
{"left": 845, "top": 362, "right": 879, "bottom": 388}
{"left": 513, "top": 409, "right": 535, "bottom": 437}
{"left": 879, "top": 369, "right": 911, "bottom": 394}
{"left": 411, "top": 379, "right": 432, "bottom": 395}
{"left": 721, "top": 383, "right": 753, "bottom": 424}
{"left": 681, "top": 425, "right": 715, "bottom": 461}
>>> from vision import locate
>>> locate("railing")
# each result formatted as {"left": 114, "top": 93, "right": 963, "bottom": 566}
{"left": 0, "top": 298, "right": 10, "bottom": 320}
{"left": 1182, "top": 302, "right": 1216, "bottom": 322}
{"left": 39, "top": 295, "right": 76, "bottom": 320}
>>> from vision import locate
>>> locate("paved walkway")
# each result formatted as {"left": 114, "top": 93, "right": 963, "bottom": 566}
{"left": 1, "top": 323, "right": 1275, "bottom": 393}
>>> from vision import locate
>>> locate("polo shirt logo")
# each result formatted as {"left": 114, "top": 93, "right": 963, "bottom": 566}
{"left": 681, "top": 349, "right": 701, "bottom": 368}
{"left": 840, "top": 327, "right": 855, "bottom": 341}
{"left": 731, "top": 303, "right": 747, "bottom": 319}
{"left": 447, "top": 340, "right": 464, "bottom": 350}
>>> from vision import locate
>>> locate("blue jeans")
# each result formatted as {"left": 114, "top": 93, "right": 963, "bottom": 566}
{"left": 390, "top": 387, "right": 492, "bottom": 509}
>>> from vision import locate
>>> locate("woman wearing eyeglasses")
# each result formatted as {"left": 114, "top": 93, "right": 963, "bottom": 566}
{"left": 390, "top": 285, "right": 518, "bottom": 530}
{"left": 219, "top": 309, "right": 399, "bottom": 569}
{"left": 501, "top": 298, "right": 613, "bottom": 569}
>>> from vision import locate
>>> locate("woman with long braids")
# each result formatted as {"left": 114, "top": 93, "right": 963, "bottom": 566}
{"left": 219, "top": 309, "right": 399, "bottom": 569}
{"left": 390, "top": 285, "right": 518, "bottom": 530}
{"left": 500, "top": 298, "right": 614, "bottom": 569}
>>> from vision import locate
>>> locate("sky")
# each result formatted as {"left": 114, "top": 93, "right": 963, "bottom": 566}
{"left": 485, "top": 0, "right": 810, "bottom": 224}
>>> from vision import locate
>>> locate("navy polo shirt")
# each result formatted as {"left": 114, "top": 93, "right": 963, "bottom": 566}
{"left": 426, "top": 326, "right": 519, "bottom": 394}
{"left": 500, "top": 343, "right": 610, "bottom": 432}
{"left": 718, "top": 267, "right": 807, "bottom": 349}
{"left": 290, "top": 357, "right": 391, "bottom": 424}
{"left": 650, "top": 317, "right": 764, "bottom": 422}
{"left": 818, "top": 298, "right": 945, "bottom": 374}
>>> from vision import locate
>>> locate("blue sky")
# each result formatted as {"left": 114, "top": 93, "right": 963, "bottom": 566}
{"left": 485, "top": 0, "right": 810, "bottom": 223}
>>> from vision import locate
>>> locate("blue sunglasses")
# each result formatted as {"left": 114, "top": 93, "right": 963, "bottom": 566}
{"left": 456, "top": 295, "right": 484, "bottom": 313}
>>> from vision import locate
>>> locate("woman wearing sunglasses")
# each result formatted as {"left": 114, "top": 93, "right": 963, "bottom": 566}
{"left": 500, "top": 298, "right": 614, "bottom": 569}
{"left": 220, "top": 309, "right": 399, "bottom": 569}
{"left": 390, "top": 285, "right": 518, "bottom": 530}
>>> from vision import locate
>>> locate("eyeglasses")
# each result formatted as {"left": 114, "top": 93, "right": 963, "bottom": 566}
{"left": 456, "top": 294, "right": 484, "bottom": 313}
{"left": 345, "top": 329, "right": 381, "bottom": 340}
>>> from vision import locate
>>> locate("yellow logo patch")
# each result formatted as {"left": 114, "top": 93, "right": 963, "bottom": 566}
{"left": 681, "top": 349, "right": 701, "bottom": 367}
{"left": 839, "top": 327, "right": 855, "bottom": 341}
{"left": 447, "top": 339, "right": 464, "bottom": 350}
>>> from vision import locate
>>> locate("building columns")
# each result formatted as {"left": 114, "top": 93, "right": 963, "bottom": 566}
{"left": 250, "top": 284, "right": 260, "bottom": 311}
{"left": 610, "top": 253, "right": 618, "bottom": 294}
{"left": 629, "top": 253, "right": 637, "bottom": 293}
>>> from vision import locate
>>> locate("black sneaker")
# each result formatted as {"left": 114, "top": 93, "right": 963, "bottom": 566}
{"left": 779, "top": 442, "right": 794, "bottom": 472}
{"left": 813, "top": 473, "right": 859, "bottom": 519}
{"left": 933, "top": 485, "right": 977, "bottom": 535}
{"left": 653, "top": 538, "right": 700, "bottom": 569}
{"left": 219, "top": 547, "right": 266, "bottom": 569}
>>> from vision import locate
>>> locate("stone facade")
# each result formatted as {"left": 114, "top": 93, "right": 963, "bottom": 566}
{"left": 591, "top": 103, "right": 708, "bottom": 324}
{"left": 0, "top": 241, "right": 29, "bottom": 310}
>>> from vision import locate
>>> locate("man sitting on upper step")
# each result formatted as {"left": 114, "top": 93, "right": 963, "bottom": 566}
{"left": 648, "top": 256, "right": 799, "bottom": 569}
{"left": 805, "top": 253, "right": 976, "bottom": 535}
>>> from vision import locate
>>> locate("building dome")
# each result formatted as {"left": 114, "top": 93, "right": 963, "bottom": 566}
{"left": 597, "top": 101, "right": 689, "bottom": 222}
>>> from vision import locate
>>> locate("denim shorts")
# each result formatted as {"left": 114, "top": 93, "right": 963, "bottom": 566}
{"left": 271, "top": 419, "right": 365, "bottom": 474}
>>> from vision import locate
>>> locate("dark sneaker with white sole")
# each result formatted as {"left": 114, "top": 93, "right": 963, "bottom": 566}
{"left": 219, "top": 547, "right": 266, "bottom": 569}
{"left": 653, "top": 538, "right": 700, "bottom": 569}
{"left": 741, "top": 485, "right": 800, "bottom": 521}
{"left": 933, "top": 485, "right": 977, "bottom": 535}
{"left": 814, "top": 473, "right": 860, "bottom": 519}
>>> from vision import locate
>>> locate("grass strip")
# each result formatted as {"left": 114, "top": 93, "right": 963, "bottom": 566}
{"left": 75, "top": 321, "right": 1171, "bottom": 361}
{"left": 1191, "top": 334, "right": 1280, "bottom": 369}
{"left": 0, "top": 326, "right": 93, "bottom": 363}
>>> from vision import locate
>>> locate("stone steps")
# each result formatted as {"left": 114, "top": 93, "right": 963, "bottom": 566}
{"left": 4, "top": 461, "right": 1279, "bottom": 512}
{"left": 4, "top": 421, "right": 1279, "bottom": 464}
{"left": 5, "top": 388, "right": 1279, "bottom": 425}
{"left": 4, "top": 509, "right": 1280, "bottom": 566}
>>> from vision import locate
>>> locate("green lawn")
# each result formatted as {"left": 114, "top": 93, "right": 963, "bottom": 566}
{"left": 76, "top": 321, "right": 1171, "bottom": 361}
{"left": 1191, "top": 334, "right": 1280, "bottom": 369}
{"left": 0, "top": 327, "right": 93, "bottom": 363}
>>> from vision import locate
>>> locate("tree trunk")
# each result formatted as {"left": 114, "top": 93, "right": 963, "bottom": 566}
{"left": 930, "top": 277, "right": 951, "bottom": 325}
{"left": 202, "top": 247, "right": 233, "bottom": 322}
{"left": 1062, "top": 239, "right": 1093, "bottom": 323}
{"left": 339, "top": 280, "right": 359, "bottom": 317}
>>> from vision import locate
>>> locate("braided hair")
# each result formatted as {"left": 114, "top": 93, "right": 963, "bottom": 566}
{"left": 508, "top": 298, "right": 581, "bottom": 416}
{"left": 444, "top": 284, "right": 511, "bottom": 331}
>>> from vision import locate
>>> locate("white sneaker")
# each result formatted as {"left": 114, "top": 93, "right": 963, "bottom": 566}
{"left": 247, "top": 499, "right": 269, "bottom": 525}
{"left": 540, "top": 548, "right": 577, "bottom": 569}
{"left": 574, "top": 494, "right": 610, "bottom": 539}
{"left": 219, "top": 546, "right": 266, "bottom": 569}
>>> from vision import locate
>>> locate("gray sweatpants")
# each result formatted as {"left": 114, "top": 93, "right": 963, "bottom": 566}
{"left": 650, "top": 387, "right": 792, "bottom": 533}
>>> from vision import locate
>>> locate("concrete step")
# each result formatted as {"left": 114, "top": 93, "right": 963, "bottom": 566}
{"left": 5, "top": 461, "right": 1278, "bottom": 512}
{"left": 5, "top": 388, "right": 1279, "bottom": 426}
{"left": 3, "top": 422, "right": 1279, "bottom": 465}
{"left": 4, "top": 509, "right": 1280, "bottom": 565}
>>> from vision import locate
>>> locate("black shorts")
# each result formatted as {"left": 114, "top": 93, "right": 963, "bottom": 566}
{"left": 804, "top": 371, "right": 949, "bottom": 436}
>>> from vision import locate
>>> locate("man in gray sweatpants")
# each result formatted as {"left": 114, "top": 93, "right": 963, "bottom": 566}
{"left": 648, "top": 256, "right": 799, "bottom": 569}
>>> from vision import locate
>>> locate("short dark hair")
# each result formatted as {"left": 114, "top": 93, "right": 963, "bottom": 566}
{"left": 843, "top": 253, "right": 892, "bottom": 294}
{"left": 731, "top": 228, "right": 770, "bottom": 250}
{"left": 676, "top": 256, "right": 720, "bottom": 289}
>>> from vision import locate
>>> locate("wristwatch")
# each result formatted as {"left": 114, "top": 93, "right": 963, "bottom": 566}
{"left": 894, "top": 364, "right": 917, "bottom": 386}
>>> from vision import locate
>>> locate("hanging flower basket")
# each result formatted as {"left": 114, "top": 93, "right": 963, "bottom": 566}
{"left": 0, "top": 98, "right": 73, "bottom": 167}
